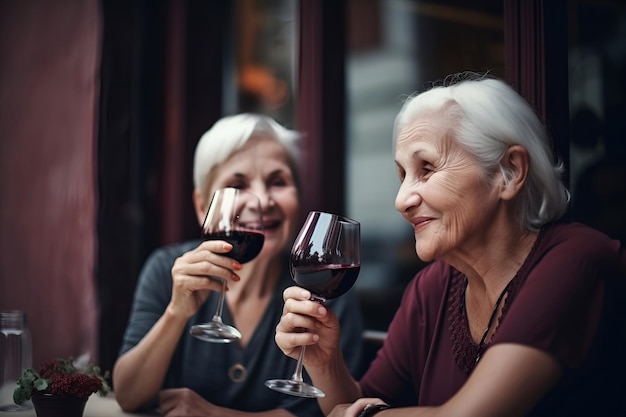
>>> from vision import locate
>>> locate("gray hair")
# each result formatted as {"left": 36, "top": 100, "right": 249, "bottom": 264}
{"left": 394, "top": 73, "right": 570, "bottom": 231}
{"left": 193, "top": 113, "right": 301, "bottom": 197}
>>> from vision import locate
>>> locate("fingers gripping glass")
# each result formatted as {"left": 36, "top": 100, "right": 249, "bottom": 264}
{"left": 265, "top": 211, "right": 361, "bottom": 398}
{"left": 190, "top": 188, "right": 265, "bottom": 343}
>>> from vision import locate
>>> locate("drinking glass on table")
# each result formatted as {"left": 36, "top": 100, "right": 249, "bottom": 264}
{"left": 0, "top": 311, "right": 32, "bottom": 411}
{"left": 190, "top": 187, "right": 265, "bottom": 343}
{"left": 265, "top": 211, "right": 361, "bottom": 398}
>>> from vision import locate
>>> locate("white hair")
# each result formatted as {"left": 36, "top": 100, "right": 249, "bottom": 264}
{"left": 394, "top": 72, "right": 570, "bottom": 230}
{"left": 193, "top": 113, "right": 301, "bottom": 195}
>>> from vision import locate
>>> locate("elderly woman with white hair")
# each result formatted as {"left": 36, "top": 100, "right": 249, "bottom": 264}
{"left": 113, "top": 113, "right": 364, "bottom": 417}
{"left": 274, "top": 73, "right": 626, "bottom": 417}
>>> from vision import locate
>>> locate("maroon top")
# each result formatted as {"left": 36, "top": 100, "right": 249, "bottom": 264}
{"left": 360, "top": 222, "right": 626, "bottom": 415}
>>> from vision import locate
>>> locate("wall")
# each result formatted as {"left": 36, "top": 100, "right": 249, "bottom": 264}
{"left": 0, "top": 0, "right": 100, "bottom": 367}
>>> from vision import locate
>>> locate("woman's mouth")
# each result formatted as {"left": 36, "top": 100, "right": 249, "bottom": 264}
{"left": 262, "top": 219, "right": 281, "bottom": 233}
{"left": 411, "top": 217, "right": 433, "bottom": 233}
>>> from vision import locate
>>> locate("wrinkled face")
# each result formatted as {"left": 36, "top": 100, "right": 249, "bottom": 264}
{"left": 207, "top": 135, "right": 300, "bottom": 258}
{"left": 394, "top": 114, "right": 499, "bottom": 262}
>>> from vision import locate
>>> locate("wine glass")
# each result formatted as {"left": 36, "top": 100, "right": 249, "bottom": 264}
{"left": 265, "top": 211, "right": 360, "bottom": 398}
{"left": 190, "top": 187, "right": 265, "bottom": 343}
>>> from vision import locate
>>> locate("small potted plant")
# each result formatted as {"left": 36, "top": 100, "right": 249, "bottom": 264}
{"left": 13, "top": 356, "right": 110, "bottom": 417}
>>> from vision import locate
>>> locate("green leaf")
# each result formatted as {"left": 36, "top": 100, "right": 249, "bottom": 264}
{"left": 33, "top": 379, "right": 49, "bottom": 391}
{"left": 13, "top": 387, "right": 28, "bottom": 405}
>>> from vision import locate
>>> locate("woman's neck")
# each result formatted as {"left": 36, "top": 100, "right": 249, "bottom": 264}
{"left": 227, "top": 255, "right": 283, "bottom": 304}
{"left": 452, "top": 226, "right": 539, "bottom": 297}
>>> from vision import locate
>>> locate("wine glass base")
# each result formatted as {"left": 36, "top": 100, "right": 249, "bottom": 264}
{"left": 265, "top": 379, "right": 325, "bottom": 398}
{"left": 190, "top": 322, "right": 242, "bottom": 343}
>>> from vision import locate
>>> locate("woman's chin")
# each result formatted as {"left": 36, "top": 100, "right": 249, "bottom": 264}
{"left": 259, "top": 239, "right": 283, "bottom": 259}
{"left": 415, "top": 245, "right": 435, "bottom": 263}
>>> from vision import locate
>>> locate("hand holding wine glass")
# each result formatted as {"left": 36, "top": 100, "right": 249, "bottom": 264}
{"left": 190, "top": 187, "right": 265, "bottom": 343}
{"left": 265, "top": 211, "right": 360, "bottom": 398}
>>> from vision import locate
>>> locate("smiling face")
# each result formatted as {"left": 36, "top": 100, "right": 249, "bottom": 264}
{"left": 196, "top": 134, "right": 300, "bottom": 258}
{"left": 394, "top": 112, "right": 500, "bottom": 263}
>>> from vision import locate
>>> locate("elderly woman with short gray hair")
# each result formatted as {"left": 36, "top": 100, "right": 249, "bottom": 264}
{"left": 114, "top": 113, "right": 364, "bottom": 417}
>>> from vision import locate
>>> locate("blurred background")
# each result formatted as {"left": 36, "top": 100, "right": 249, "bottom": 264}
{"left": 1, "top": 0, "right": 625, "bottom": 381}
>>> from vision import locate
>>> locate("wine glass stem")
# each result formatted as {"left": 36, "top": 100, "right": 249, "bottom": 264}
{"left": 291, "top": 346, "right": 306, "bottom": 383}
{"left": 212, "top": 278, "right": 227, "bottom": 322}
{"left": 289, "top": 296, "right": 324, "bottom": 383}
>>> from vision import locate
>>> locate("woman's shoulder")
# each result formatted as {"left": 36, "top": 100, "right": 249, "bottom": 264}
{"left": 145, "top": 240, "right": 201, "bottom": 265}
{"left": 539, "top": 222, "right": 623, "bottom": 267}
{"left": 137, "top": 240, "right": 201, "bottom": 285}
{"left": 543, "top": 221, "right": 618, "bottom": 244}
{"left": 401, "top": 260, "right": 462, "bottom": 308}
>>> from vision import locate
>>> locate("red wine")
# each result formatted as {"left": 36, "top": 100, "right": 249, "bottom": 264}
{"left": 291, "top": 264, "right": 360, "bottom": 300}
{"left": 203, "top": 230, "right": 265, "bottom": 263}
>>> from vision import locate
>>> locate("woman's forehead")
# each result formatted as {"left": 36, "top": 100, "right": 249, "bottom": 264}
{"left": 396, "top": 118, "right": 449, "bottom": 152}
{"left": 217, "top": 137, "right": 292, "bottom": 175}
{"left": 232, "top": 136, "right": 289, "bottom": 162}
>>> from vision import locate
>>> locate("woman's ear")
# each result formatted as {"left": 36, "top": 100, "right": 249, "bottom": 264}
{"left": 192, "top": 189, "right": 208, "bottom": 226}
{"left": 500, "top": 145, "right": 529, "bottom": 201}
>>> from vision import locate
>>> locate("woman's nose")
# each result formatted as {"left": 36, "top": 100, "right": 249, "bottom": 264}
{"left": 395, "top": 181, "right": 421, "bottom": 213}
{"left": 251, "top": 187, "right": 272, "bottom": 209}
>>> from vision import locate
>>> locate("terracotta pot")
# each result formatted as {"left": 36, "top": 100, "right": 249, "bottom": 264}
{"left": 31, "top": 394, "right": 88, "bottom": 417}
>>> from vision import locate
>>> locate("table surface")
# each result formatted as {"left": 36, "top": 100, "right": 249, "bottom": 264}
{"left": 0, "top": 393, "right": 159, "bottom": 417}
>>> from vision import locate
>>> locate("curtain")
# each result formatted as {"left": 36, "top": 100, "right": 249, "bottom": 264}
{"left": 504, "top": 0, "right": 570, "bottom": 181}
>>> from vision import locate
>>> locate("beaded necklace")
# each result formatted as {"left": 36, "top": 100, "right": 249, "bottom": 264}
{"left": 463, "top": 277, "right": 513, "bottom": 365}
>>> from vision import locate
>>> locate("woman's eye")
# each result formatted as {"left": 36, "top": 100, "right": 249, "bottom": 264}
{"left": 395, "top": 166, "right": 405, "bottom": 182}
{"left": 419, "top": 164, "right": 434, "bottom": 178}
{"left": 268, "top": 174, "right": 289, "bottom": 187}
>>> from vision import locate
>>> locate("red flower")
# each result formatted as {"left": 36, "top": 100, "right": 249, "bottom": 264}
{"left": 47, "top": 373, "right": 103, "bottom": 398}
{"left": 37, "top": 359, "right": 66, "bottom": 379}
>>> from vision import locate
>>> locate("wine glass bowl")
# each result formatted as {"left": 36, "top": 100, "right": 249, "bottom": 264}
{"left": 265, "top": 211, "right": 360, "bottom": 397}
{"left": 190, "top": 188, "right": 264, "bottom": 343}
{"left": 291, "top": 261, "right": 361, "bottom": 302}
